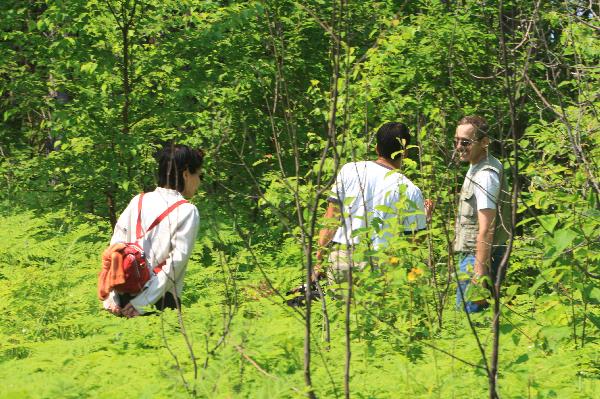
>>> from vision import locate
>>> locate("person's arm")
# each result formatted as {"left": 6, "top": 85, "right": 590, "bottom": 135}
{"left": 471, "top": 168, "right": 500, "bottom": 284}
{"left": 315, "top": 201, "right": 340, "bottom": 274}
{"left": 424, "top": 198, "right": 434, "bottom": 224}
{"left": 474, "top": 208, "right": 496, "bottom": 281}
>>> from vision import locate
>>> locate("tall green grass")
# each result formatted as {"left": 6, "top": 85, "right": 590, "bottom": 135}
{"left": 0, "top": 212, "right": 597, "bottom": 398}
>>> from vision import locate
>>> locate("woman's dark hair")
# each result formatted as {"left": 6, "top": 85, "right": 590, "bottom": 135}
{"left": 376, "top": 122, "right": 411, "bottom": 160}
{"left": 157, "top": 144, "right": 204, "bottom": 192}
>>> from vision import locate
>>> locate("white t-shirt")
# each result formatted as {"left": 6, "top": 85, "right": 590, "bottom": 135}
{"left": 329, "top": 161, "right": 426, "bottom": 248}
{"left": 467, "top": 165, "right": 500, "bottom": 210}
{"left": 105, "top": 187, "right": 200, "bottom": 313}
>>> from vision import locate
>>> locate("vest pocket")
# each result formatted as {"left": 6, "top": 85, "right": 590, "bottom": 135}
{"left": 463, "top": 229, "right": 477, "bottom": 248}
{"left": 460, "top": 191, "right": 476, "bottom": 219}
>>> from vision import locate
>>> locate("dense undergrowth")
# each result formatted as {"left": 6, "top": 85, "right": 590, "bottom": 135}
{"left": 1, "top": 2, "right": 599, "bottom": 396}
{"left": 0, "top": 211, "right": 597, "bottom": 399}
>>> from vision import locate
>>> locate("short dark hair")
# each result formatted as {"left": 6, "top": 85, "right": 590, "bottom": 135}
{"left": 458, "top": 115, "right": 489, "bottom": 140}
{"left": 157, "top": 144, "right": 204, "bottom": 192}
{"left": 376, "top": 122, "right": 411, "bottom": 160}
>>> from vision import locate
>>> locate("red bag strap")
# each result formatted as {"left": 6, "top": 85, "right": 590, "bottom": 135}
{"left": 136, "top": 193, "right": 145, "bottom": 239}
{"left": 153, "top": 261, "right": 166, "bottom": 274}
{"left": 136, "top": 195, "right": 189, "bottom": 240}
{"left": 146, "top": 199, "right": 189, "bottom": 232}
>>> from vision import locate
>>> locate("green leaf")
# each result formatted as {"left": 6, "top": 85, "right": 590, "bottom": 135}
{"left": 583, "top": 286, "right": 600, "bottom": 305}
{"left": 403, "top": 158, "right": 417, "bottom": 170}
{"left": 514, "top": 354, "right": 529, "bottom": 364}
{"left": 80, "top": 62, "right": 98, "bottom": 74}
{"left": 350, "top": 227, "right": 369, "bottom": 237}
{"left": 538, "top": 215, "right": 558, "bottom": 233}
{"left": 529, "top": 275, "right": 548, "bottom": 295}
{"left": 391, "top": 150, "right": 404, "bottom": 159}
{"left": 251, "top": 158, "right": 268, "bottom": 167}
{"left": 343, "top": 196, "right": 356, "bottom": 206}
{"left": 587, "top": 313, "right": 600, "bottom": 331}
{"left": 374, "top": 205, "right": 395, "bottom": 214}
{"left": 500, "top": 324, "right": 514, "bottom": 334}
{"left": 505, "top": 284, "right": 519, "bottom": 298}
{"left": 385, "top": 169, "right": 399, "bottom": 178}
{"left": 370, "top": 217, "right": 383, "bottom": 232}
{"left": 550, "top": 228, "right": 577, "bottom": 256}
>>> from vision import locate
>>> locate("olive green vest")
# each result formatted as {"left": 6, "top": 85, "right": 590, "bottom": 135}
{"left": 454, "top": 155, "right": 511, "bottom": 253}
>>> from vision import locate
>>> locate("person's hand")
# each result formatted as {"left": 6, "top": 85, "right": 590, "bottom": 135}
{"left": 424, "top": 198, "right": 434, "bottom": 223}
{"left": 121, "top": 303, "right": 140, "bottom": 318}
{"left": 467, "top": 276, "right": 490, "bottom": 308}
{"left": 316, "top": 244, "right": 329, "bottom": 264}
{"left": 312, "top": 263, "right": 325, "bottom": 282}
{"left": 106, "top": 302, "right": 122, "bottom": 316}
{"left": 316, "top": 249, "right": 324, "bottom": 262}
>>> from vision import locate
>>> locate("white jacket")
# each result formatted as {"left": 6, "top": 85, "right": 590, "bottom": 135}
{"left": 105, "top": 187, "right": 200, "bottom": 313}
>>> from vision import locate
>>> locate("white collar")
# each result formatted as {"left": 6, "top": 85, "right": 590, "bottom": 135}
{"left": 154, "top": 187, "right": 183, "bottom": 197}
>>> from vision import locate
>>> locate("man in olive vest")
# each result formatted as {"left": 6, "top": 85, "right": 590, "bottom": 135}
{"left": 454, "top": 116, "right": 510, "bottom": 313}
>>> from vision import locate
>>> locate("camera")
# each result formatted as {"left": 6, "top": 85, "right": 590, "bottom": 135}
{"left": 285, "top": 282, "right": 322, "bottom": 307}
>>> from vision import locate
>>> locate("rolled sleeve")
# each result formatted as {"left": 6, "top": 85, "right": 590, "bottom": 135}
{"left": 474, "top": 170, "right": 500, "bottom": 210}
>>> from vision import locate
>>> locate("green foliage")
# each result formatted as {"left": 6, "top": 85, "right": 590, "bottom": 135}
{"left": 1, "top": 206, "right": 598, "bottom": 398}
{"left": 1, "top": 0, "right": 600, "bottom": 397}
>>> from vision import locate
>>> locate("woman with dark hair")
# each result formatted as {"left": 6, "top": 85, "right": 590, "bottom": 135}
{"left": 101, "top": 144, "right": 204, "bottom": 318}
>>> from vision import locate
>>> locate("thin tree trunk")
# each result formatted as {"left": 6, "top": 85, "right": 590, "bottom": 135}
{"left": 491, "top": 0, "right": 521, "bottom": 397}
{"left": 304, "top": 242, "right": 317, "bottom": 399}
{"left": 345, "top": 265, "right": 352, "bottom": 399}
{"left": 122, "top": 23, "right": 130, "bottom": 136}
{"left": 106, "top": 188, "right": 117, "bottom": 228}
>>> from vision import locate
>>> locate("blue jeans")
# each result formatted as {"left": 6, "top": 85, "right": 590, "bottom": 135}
{"left": 456, "top": 246, "right": 507, "bottom": 313}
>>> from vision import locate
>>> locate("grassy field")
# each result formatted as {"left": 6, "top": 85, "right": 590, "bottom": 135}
{"left": 0, "top": 212, "right": 598, "bottom": 398}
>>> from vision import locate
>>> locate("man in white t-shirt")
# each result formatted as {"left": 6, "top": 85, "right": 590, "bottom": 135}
{"left": 316, "top": 122, "right": 428, "bottom": 284}
{"left": 453, "top": 116, "right": 510, "bottom": 313}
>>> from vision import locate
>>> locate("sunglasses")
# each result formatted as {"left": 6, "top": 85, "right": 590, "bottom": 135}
{"left": 453, "top": 138, "right": 476, "bottom": 147}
